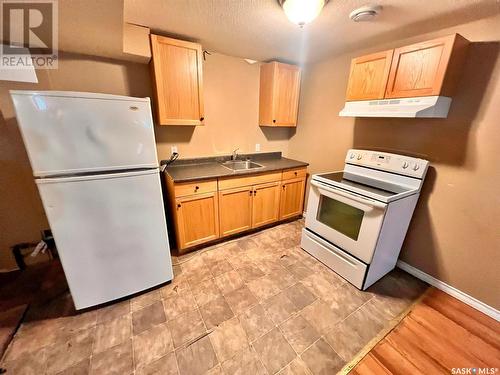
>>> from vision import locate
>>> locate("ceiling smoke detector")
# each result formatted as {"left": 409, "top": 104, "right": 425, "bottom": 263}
{"left": 349, "top": 5, "right": 381, "bottom": 22}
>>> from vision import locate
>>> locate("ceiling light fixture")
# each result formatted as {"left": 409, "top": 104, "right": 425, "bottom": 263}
{"left": 278, "top": 0, "right": 329, "bottom": 27}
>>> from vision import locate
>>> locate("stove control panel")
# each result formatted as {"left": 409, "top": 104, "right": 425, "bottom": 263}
{"left": 345, "top": 149, "right": 429, "bottom": 179}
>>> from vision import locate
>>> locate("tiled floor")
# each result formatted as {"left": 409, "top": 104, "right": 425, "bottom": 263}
{"left": 0, "top": 219, "right": 428, "bottom": 375}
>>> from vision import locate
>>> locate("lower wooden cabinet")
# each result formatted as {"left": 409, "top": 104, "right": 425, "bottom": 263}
{"left": 280, "top": 177, "right": 306, "bottom": 220}
{"left": 166, "top": 168, "right": 307, "bottom": 253}
{"left": 175, "top": 192, "right": 219, "bottom": 249}
{"left": 218, "top": 186, "right": 253, "bottom": 237}
{"left": 251, "top": 181, "right": 281, "bottom": 228}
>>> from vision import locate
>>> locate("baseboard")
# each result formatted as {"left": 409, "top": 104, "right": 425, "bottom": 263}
{"left": 397, "top": 260, "right": 499, "bottom": 321}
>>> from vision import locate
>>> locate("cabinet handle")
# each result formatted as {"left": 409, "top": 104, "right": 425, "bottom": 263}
{"left": 200, "top": 117, "right": 204, "bottom": 121}
{"left": 282, "top": 185, "right": 286, "bottom": 190}
{"left": 249, "top": 190, "right": 252, "bottom": 196}
{"left": 294, "top": 171, "right": 298, "bottom": 176}
{"left": 177, "top": 203, "right": 181, "bottom": 209}
{"left": 272, "top": 119, "right": 276, "bottom": 123}
{"left": 253, "top": 190, "right": 257, "bottom": 196}
{"left": 195, "top": 186, "right": 199, "bottom": 191}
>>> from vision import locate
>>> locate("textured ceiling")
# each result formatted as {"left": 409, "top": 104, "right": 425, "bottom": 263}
{"left": 124, "top": 0, "right": 500, "bottom": 63}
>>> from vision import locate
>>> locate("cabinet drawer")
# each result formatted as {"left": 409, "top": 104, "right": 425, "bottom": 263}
{"left": 218, "top": 171, "right": 281, "bottom": 191}
{"left": 174, "top": 179, "right": 217, "bottom": 197}
{"left": 300, "top": 229, "right": 367, "bottom": 289}
{"left": 282, "top": 167, "right": 306, "bottom": 181}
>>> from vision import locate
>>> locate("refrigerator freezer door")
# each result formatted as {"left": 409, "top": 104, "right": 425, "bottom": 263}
{"left": 10, "top": 91, "right": 158, "bottom": 177}
{"left": 36, "top": 168, "right": 173, "bottom": 309}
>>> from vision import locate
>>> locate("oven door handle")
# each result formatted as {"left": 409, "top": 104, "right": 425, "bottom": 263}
{"left": 311, "top": 180, "right": 386, "bottom": 211}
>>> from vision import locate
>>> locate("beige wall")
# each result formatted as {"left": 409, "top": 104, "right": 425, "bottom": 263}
{"left": 288, "top": 14, "right": 500, "bottom": 309}
{"left": 0, "top": 51, "right": 292, "bottom": 270}
{"left": 0, "top": 52, "right": 151, "bottom": 270}
{"left": 154, "top": 52, "right": 292, "bottom": 160}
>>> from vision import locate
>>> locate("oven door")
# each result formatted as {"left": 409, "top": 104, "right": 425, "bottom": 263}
{"left": 305, "top": 179, "right": 386, "bottom": 264}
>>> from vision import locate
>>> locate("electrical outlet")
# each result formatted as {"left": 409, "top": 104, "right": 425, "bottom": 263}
{"left": 171, "top": 145, "right": 178, "bottom": 154}
{"left": 255, "top": 143, "right": 261, "bottom": 152}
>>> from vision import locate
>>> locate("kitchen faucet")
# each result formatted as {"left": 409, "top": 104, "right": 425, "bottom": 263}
{"left": 231, "top": 148, "right": 239, "bottom": 161}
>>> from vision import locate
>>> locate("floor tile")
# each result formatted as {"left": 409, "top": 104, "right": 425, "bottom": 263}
{"left": 45, "top": 327, "right": 95, "bottom": 374}
{"left": 90, "top": 339, "right": 133, "bottom": 375}
{"left": 283, "top": 283, "right": 317, "bottom": 310}
{"left": 238, "top": 304, "right": 275, "bottom": 342}
{"left": 280, "top": 315, "right": 320, "bottom": 354}
{"left": 227, "top": 253, "right": 253, "bottom": 270}
{"left": 206, "top": 364, "right": 224, "bottom": 374}
{"left": 199, "top": 296, "right": 234, "bottom": 329}
{"left": 237, "top": 264, "right": 265, "bottom": 282}
{"left": 237, "top": 237, "right": 259, "bottom": 251}
{"left": 214, "top": 270, "right": 244, "bottom": 295}
{"left": 301, "top": 274, "right": 337, "bottom": 302}
{"left": 160, "top": 279, "right": 190, "bottom": 300}
{"left": 324, "top": 321, "right": 368, "bottom": 362}
{"left": 187, "top": 266, "right": 213, "bottom": 288}
{"left": 253, "top": 328, "right": 296, "bottom": 374}
{"left": 207, "top": 260, "right": 234, "bottom": 277}
{"left": 0, "top": 347, "right": 47, "bottom": 375}
{"left": 209, "top": 317, "right": 248, "bottom": 362}
{"left": 96, "top": 300, "right": 130, "bottom": 324}
{"left": 278, "top": 357, "right": 310, "bottom": 375}
{"left": 221, "top": 346, "right": 267, "bottom": 375}
{"left": 131, "top": 290, "right": 161, "bottom": 312}
{"left": 268, "top": 268, "right": 296, "bottom": 290}
{"left": 176, "top": 336, "right": 218, "bottom": 375}
{"left": 133, "top": 323, "right": 174, "bottom": 369}
{"left": 136, "top": 352, "right": 178, "bottom": 375}
{"left": 255, "top": 258, "right": 284, "bottom": 275}
{"left": 262, "top": 292, "right": 297, "bottom": 324}
{"left": 274, "top": 250, "right": 300, "bottom": 267}
{"left": 301, "top": 338, "right": 345, "bottom": 375}
{"left": 168, "top": 309, "right": 206, "bottom": 348}
{"left": 93, "top": 314, "right": 131, "bottom": 353}
{"left": 321, "top": 283, "right": 370, "bottom": 323}
{"left": 57, "top": 358, "right": 90, "bottom": 375}
{"left": 340, "top": 299, "right": 387, "bottom": 343}
{"left": 301, "top": 300, "right": 339, "bottom": 334}
{"left": 132, "top": 301, "right": 166, "bottom": 335}
{"left": 163, "top": 292, "right": 197, "bottom": 320}
{"left": 247, "top": 276, "right": 280, "bottom": 301}
{"left": 225, "top": 286, "right": 258, "bottom": 314}
{"left": 287, "top": 263, "right": 314, "bottom": 280}
{"left": 190, "top": 278, "right": 222, "bottom": 307}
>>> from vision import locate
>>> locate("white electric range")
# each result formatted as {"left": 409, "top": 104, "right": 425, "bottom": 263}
{"left": 301, "top": 149, "right": 429, "bottom": 290}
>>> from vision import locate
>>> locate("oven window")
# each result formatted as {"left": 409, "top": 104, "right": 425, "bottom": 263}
{"left": 317, "top": 196, "right": 364, "bottom": 241}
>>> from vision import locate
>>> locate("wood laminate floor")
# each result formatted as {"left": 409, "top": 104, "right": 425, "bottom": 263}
{"left": 351, "top": 288, "right": 500, "bottom": 374}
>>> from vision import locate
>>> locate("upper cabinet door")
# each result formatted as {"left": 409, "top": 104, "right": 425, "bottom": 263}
{"left": 150, "top": 35, "right": 204, "bottom": 126}
{"left": 345, "top": 50, "right": 393, "bottom": 101}
{"left": 385, "top": 34, "right": 469, "bottom": 99}
{"left": 259, "top": 62, "right": 301, "bottom": 127}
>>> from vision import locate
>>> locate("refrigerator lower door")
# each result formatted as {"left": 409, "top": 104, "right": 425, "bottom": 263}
{"left": 36, "top": 168, "right": 173, "bottom": 309}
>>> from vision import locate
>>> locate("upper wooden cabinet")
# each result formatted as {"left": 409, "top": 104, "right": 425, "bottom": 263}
{"left": 259, "top": 62, "right": 301, "bottom": 127}
{"left": 150, "top": 35, "right": 204, "bottom": 126}
{"left": 345, "top": 34, "right": 469, "bottom": 101}
{"left": 385, "top": 34, "right": 469, "bottom": 98}
{"left": 346, "top": 50, "right": 393, "bottom": 101}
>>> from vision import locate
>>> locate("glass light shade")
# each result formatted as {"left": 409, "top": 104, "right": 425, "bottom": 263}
{"left": 282, "top": 0, "right": 326, "bottom": 26}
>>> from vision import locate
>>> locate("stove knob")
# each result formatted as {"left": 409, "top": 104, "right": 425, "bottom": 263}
{"left": 413, "top": 164, "right": 420, "bottom": 171}
{"left": 357, "top": 154, "right": 363, "bottom": 160}
{"left": 349, "top": 153, "right": 355, "bottom": 159}
{"left": 402, "top": 161, "right": 409, "bottom": 169}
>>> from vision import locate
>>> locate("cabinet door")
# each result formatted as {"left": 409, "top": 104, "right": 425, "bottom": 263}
{"left": 346, "top": 50, "right": 393, "bottom": 101}
{"left": 273, "top": 62, "right": 301, "bottom": 126}
{"left": 251, "top": 181, "right": 281, "bottom": 228}
{"left": 150, "top": 35, "right": 204, "bottom": 126}
{"left": 385, "top": 34, "right": 458, "bottom": 98}
{"left": 175, "top": 192, "right": 218, "bottom": 250}
{"left": 279, "top": 177, "right": 306, "bottom": 220}
{"left": 219, "top": 186, "right": 253, "bottom": 237}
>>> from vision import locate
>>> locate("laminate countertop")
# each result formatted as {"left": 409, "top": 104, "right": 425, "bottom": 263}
{"left": 162, "top": 152, "right": 308, "bottom": 183}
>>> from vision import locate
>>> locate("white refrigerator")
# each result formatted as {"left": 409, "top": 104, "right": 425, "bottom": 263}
{"left": 10, "top": 91, "right": 173, "bottom": 309}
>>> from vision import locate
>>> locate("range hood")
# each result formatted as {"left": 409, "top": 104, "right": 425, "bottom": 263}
{"left": 339, "top": 96, "right": 452, "bottom": 118}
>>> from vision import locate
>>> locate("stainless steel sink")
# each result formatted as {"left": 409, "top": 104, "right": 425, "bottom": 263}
{"left": 221, "top": 160, "right": 264, "bottom": 171}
